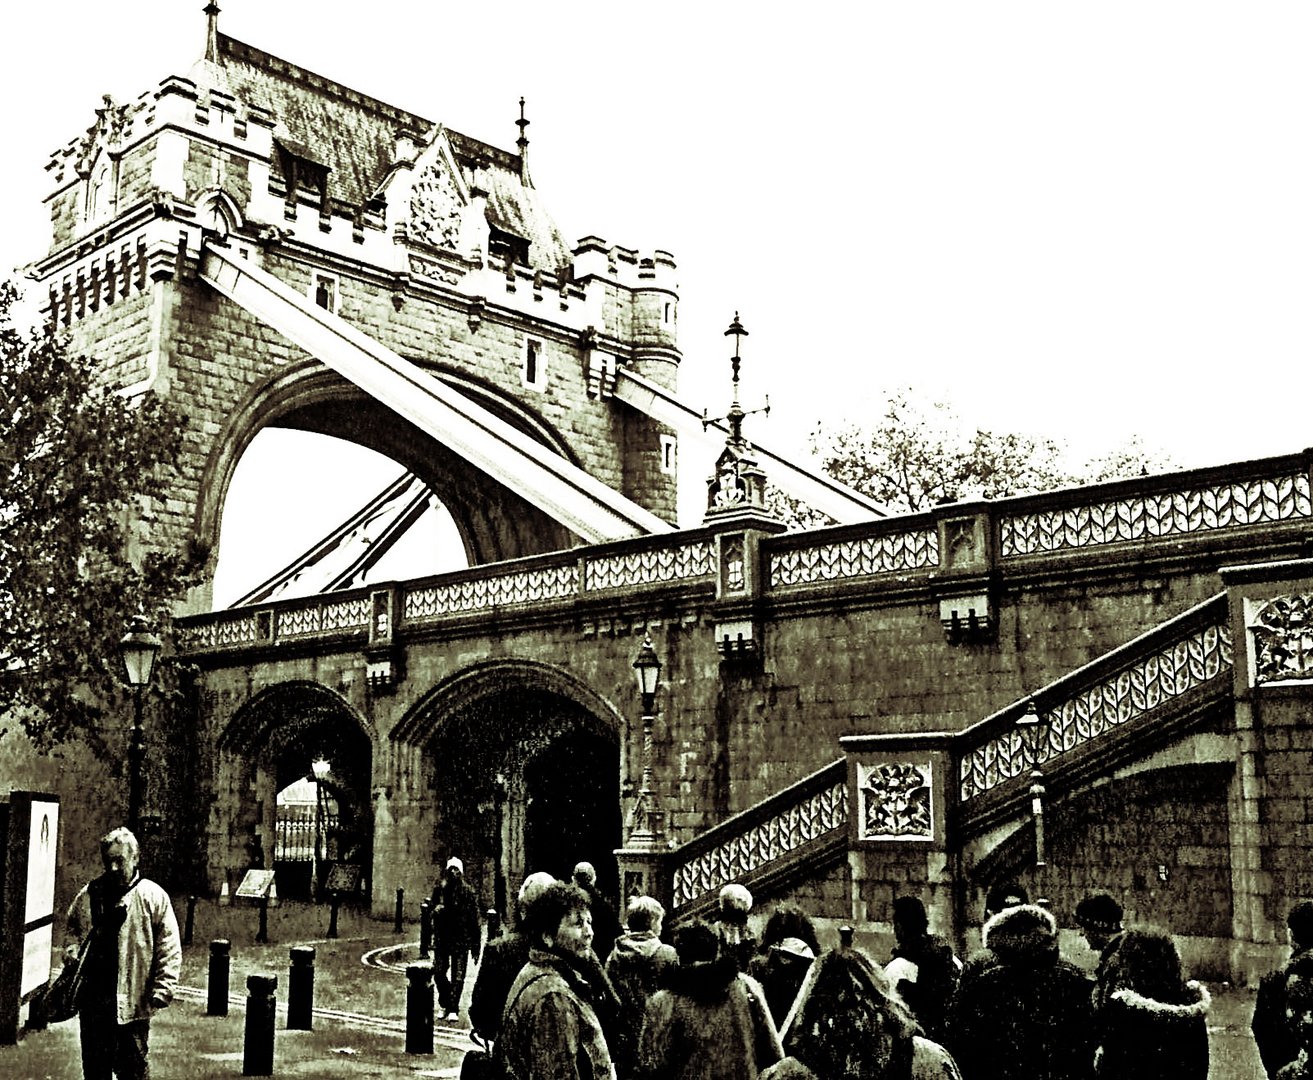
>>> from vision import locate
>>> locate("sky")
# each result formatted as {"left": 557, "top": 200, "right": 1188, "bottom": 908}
{"left": 4, "top": 2, "right": 1313, "bottom": 605}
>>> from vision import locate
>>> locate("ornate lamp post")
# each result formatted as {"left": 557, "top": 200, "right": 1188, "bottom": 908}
{"left": 1015, "top": 700, "right": 1051, "bottom": 881}
{"left": 628, "top": 633, "right": 665, "bottom": 850}
{"left": 310, "top": 756, "right": 330, "bottom": 901}
{"left": 119, "top": 614, "right": 162, "bottom": 833}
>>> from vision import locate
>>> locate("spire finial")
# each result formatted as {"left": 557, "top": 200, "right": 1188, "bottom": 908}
{"left": 203, "top": 2, "right": 221, "bottom": 64}
{"left": 515, "top": 97, "right": 531, "bottom": 186}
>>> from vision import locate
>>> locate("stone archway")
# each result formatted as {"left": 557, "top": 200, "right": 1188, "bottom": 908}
{"left": 392, "top": 660, "right": 624, "bottom": 921}
{"left": 212, "top": 680, "right": 375, "bottom": 902}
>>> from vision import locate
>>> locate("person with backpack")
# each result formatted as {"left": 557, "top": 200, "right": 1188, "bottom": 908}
{"left": 1255, "top": 900, "right": 1313, "bottom": 1077}
{"left": 885, "top": 895, "right": 961, "bottom": 1045}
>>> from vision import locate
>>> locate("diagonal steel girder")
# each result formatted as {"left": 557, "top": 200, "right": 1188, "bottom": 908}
{"left": 199, "top": 241, "right": 672, "bottom": 543}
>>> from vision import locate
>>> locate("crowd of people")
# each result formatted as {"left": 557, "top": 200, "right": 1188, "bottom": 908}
{"left": 453, "top": 865, "right": 1290, "bottom": 1079}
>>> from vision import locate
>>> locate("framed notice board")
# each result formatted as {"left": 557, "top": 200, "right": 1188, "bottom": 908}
{"left": 0, "top": 792, "right": 60, "bottom": 1044}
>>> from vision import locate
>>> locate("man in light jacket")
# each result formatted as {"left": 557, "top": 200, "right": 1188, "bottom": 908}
{"left": 66, "top": 826, "right": 181, "bottom": 1080}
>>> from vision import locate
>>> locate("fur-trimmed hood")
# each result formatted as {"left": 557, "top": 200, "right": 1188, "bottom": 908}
{"left": 1109, "top": 979, "right": 1211, "bottom": 1020}
{"left": 981, "top": 904, "right": 1059, "bottom": 968}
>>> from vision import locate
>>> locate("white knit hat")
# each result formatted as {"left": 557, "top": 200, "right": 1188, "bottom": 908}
{"left": 446, "top": 856, "right": 463, "bottom": 874}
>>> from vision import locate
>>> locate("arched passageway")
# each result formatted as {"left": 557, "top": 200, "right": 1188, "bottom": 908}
{"left": 411, "top": 663, "right": 623, "bottom": 920}
{"left": 213, "top": 681, "right": 375, "bottom": 902}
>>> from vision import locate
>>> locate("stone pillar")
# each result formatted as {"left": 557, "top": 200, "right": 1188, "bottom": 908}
{"left": 615, "top": 847, "right": 671, "bottom": 913}
{"left": 839, "top": 733, "right": 957, "bottom": 949}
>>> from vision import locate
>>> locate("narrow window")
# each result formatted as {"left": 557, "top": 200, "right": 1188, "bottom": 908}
{"left": 312, "top": 273, "right": 338, "bottom": 312}
{"left": 660, "top": 434, "right": 677, "bottom": 475}
{"left": 664, "top": 302, "right": 672, "bottom": 324}
{"left": 523, "top": 338, "right": 544, "bottom": 389}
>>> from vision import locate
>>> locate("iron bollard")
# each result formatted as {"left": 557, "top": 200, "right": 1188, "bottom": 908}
{"left": 394, "top": 888, "right": 404, "bottom": 934}
{"left": 184, "top": 895, "right": 197, "bottom": 947}
{"left": 327, "top": 890, "right": 340, "bottom": 940}
{"left": 287, "top": 946, "right": 315, "bottom": 1030}
{"left": 839, "top": 925, "right": 854, "bottom": 949}
{"left": 242, "top": 973, "right": 277, "bottom": 1076}
{"left": 207, "top": 940, "right": 231, "bottom": 1017}
{"left": 405, "top": 961, "right": 434, "bottom": 1054}
{"left": 486, "top": 907, "right": 502, "bottom": 941}
{"left": 256, "top": 894, "right": 270, "bottom": 944}
{"left": 419, "top": 900, "right": 432, "bottom": 958}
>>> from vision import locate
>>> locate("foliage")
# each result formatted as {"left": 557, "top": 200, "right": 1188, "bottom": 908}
{"left": 769, "top": 388, "right": 1173, "bottom": 525}
{"left": 0, "top": 281, "right": 198, "bottom": 749}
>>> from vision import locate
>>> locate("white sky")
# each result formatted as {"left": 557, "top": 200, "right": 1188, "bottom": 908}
{"left": 4, "top": 2, "right": 1312, "bottom": 604}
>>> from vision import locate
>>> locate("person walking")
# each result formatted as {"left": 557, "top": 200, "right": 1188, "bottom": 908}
{"left": 469, "top": 871, "right": 556, "bottom": 1043}
{"left": 64, "top": 826, "right": 181, "bottom": 1080}
{"left": 494, "top": 881, "right": 614, "bottom": 1080}
{"left": 760, "top": 946, "right": 962, "bottom": 1079}
{"left": 604, "top": 895, "right": 678, "bottom": 1079}
{"left": 885, "top": 895, "right": 961, "bottom": 1045}
{"left": 947, "top": 902, "right": 1095, "bottom": 1080}
{"left": 635, "top": 920, "right": 782, "bottom": 1080}
{"left": 1255, "top": 900, "right": 1313, "bottom": 1077}
{"left": 1092, "top": 927, "right": 1209, "bottom": 1078}
{"left": 432, "top": 855, "right": 482, "bottom": 1022}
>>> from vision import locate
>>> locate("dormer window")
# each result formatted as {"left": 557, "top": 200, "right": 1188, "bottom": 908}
{"left": 488, "top": 225, "right": 530, "bottom": 267}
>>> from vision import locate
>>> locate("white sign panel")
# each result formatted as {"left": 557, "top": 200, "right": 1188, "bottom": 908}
{"left": 24, "top": 801, "right": 58, "bottom": 924}
{"left": 20, "top": 925, "right": 51, "bottom": 999}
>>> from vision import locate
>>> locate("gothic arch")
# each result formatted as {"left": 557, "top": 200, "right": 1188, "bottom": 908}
{"left": 193, "top": 359, "right": 579, "bottom": 577}
{"left": 390, "top": 658, "right": 625, "bottom": 748}
{"left": 219, "top": 679, "right": 375, "bottom": 753}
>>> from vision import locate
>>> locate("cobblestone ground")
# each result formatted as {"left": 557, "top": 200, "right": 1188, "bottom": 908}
{"left": 0, "top": 898, "right": 1275, "bottom": 1078}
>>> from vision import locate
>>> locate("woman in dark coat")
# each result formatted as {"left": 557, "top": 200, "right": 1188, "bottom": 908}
{"left": 1093, "top": 927, "right": 1209, "bottom": 1079}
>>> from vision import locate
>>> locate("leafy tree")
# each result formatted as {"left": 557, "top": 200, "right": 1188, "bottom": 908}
{"left": 771, "top": 388, "right": 1173, "bottom": 525}
{"left": 0, "top": 281, "right": 197, "bottom": 749}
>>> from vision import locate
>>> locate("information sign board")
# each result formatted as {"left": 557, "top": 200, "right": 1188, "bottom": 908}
{"left": 235, "top": 869, "right": 277, "bottom": 899}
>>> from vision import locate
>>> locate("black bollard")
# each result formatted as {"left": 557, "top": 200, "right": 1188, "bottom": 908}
{"left": 184, "top": 895, "right": 197, "bottom": 947}
{"left": 256, "top": 894, "right": 269, "bottom": 944}
{"left": 207, "top": 940, "right": 231, "bottom": 1017}
{"left": 327, "top": 890, "right": 340, "bottom": 940}
{"left": 419, "top": 900, "right": 432, "bottom": 958}
{"left": 839, "top": 925, "right": 855, "bottom": 949}
{"left": 242, "top": 973, "right": 277, "bottom": 1076}
{"left": 287, "top": 946, "right": 314, "bottom": 1030}
{"left": 405, "top": 961, "right": 434, "bottom": 1054}
{"left": 394, "top": 887, "right": 404, "bottom": 935}
{"left": 485, "top": 907, "right": 502, "bottom": 941}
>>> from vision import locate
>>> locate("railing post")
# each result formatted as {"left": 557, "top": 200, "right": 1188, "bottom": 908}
{"left": 419, "top": 900, "right": 432, "bottom": 958}
{"left": 327, "top": 890, "right": 340, "bottom": 939}
{"left": 394, "top": 888, "right": 405, "bottom": 934}
{"left": 242, "top": 973, "right": 277, "bottom": 1076}
{"left": 287, "top": 946, "right": 314, "bottom": 1030}
{"left": 207, "top": 939, "right": 231, "bottom": 1017}
{"left": 184, "top": 895, "right": 197, "bottom": 947}
{"left": 405, "top": 961, "right": 434, "bottom": 1054}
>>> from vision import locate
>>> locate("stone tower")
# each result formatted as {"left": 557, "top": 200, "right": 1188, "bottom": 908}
{"left": 29, "top": 6, "right": 682, "bottom": 610}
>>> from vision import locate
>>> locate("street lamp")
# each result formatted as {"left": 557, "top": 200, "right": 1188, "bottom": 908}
{"left": 311, "top": 756, "right": 330, "bottom": 902}
{"left": 628, "top": 633, "right": 664, "bottom": 850}
{"left": 119, "top": 613, "right": 162, "bottom": 833}
{"left": 1015, "top": 700, "right": 1050, "bottom": 880}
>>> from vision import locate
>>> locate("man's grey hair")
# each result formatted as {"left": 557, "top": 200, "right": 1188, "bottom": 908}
{"left": 625, "top": 894, "right": 665, "bottom": 932}
{"left": 100, "top": 827, "right": 140, "bottom": 857}
{"left": 571, "top": 861, "right": 597, "bottom": 888}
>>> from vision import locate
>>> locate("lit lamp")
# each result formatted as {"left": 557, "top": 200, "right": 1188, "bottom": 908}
{"left": 311, "top": 756, "right": 330, "bottom": 901}
{"left": 120, "top": 614, "right": 162, "bottom": 833}
{"left": 1015, "top": 700, "right": 1050, "bottom": 877}
{"left": 628, "top": 634, "right": 664, "bottom": 850}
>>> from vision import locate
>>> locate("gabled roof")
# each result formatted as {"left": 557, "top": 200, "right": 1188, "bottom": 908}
{"left": 217, "top": 34, "right": 570, "bottom": 269}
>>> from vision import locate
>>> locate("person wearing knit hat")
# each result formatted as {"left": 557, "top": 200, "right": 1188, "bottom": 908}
{"left": 1075, "top": 891, "right": 1125, "bottom": 1013}
{"left": 714, "top": 883, "right": 758, "bottom": 972}
{"left": 431, "top": 854, "right": 481, "bottom": 1023}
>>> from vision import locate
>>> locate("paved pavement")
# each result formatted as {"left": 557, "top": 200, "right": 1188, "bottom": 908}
{"left": 0, "top": 896, "right": 1275, "bottom": 1078}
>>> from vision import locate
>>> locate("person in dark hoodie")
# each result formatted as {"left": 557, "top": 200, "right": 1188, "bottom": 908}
{"left": 635, "top": 920, "right": 782, "bottom": 1080}
{"left": 1255, "top": 900, "right": 1313, "bottom": 1077}
{"left": 1092, "top": 927, "right": 1209, "bottom": 1079}
{"left": 947, "top": 902, "right": 1095, "bottom": 1080}
{"left": 1275, "top": 951, "right": 1313, "bottom": 1080}
{"left": 604, "top": 895, "right": 678, "bottom": 1079}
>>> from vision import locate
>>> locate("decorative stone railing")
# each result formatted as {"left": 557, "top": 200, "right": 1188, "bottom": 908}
{"left": 668, "top": 759, "right": 848, "bottom": 915}
{"left": 767, "top": 519, "right": 940, "bottom": 588}
{"left": 956, "top": 593, "right": 1233, "bottom": 803}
